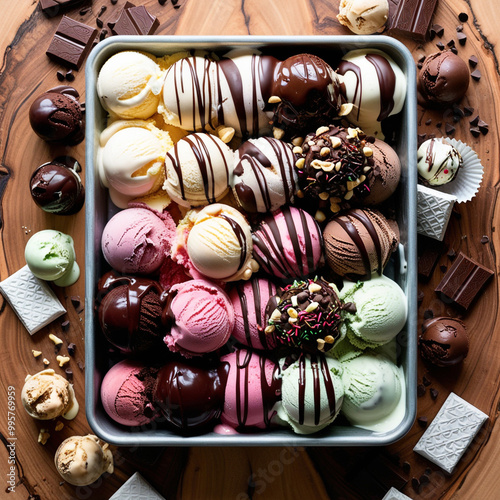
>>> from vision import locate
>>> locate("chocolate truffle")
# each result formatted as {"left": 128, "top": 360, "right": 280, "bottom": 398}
{"left": 30, "top": 156, "right": 85, "bottom": 215}
{"left": 154, "top": 360, "right": 228, "bottom": 433}
{"left": 419, "top": 316, "right": 469, "bottom": 367}
{"left": 417, "top": 51, "right": 470, "bottom": 106}
{"left": 29, "top": 86, "right": 84, "bottom": 144}
{"left": 417, "top": 138, "right": 462, "bottom": 186}
{"left": 97, "top": 272, "right": 166, "bottom": 354}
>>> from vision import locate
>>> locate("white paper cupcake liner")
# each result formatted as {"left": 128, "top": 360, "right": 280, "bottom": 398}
{"left": 430, "top": 138, "right": 484, "bottom": 203}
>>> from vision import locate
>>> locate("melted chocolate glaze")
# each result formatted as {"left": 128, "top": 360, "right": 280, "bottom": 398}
{"left": 220, "top": 213, "right": 247, "bottom": 273}
{"left": 30, "top": 156, "right": 85, "bottom": 215}
{"left": 154, "top": 360, "right": 229, "bottom": 432}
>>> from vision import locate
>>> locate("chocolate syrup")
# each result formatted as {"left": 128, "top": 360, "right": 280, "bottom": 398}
{"left": 220, "top": 214, "right": 247, "bottom": 272}
{"left": 365, "top": 54, "right": 396, "bottom": 121}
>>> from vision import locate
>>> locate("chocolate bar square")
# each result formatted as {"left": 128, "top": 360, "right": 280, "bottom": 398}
{"left": 109, "top": 472, "right": 165, "bottom": 500}
{"left": 108, "top": 3, "right": 160, "bottom": 36}
{"left": 417, "top": 185, "right": 456, "bottom": 241}
{"left": 46, "top": 15, "right": 98, "bottom": 70}
{"left": 39, "top": 0, "right": 86, "bottom": 18}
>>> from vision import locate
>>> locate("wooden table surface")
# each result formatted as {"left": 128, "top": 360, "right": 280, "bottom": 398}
{"left": 0, "top": 1, "right": 498, "bottom": 499}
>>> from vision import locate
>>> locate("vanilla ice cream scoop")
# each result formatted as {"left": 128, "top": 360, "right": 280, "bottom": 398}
{"left": 337, "top": 49, "right": 406, "bottom": 138}
{"left": 163, "top": 133, "right": 234, "bottom": 207}
{"left": 25, "top": 230, "right": 80, "bottom": 287}
{"left": 21, "top": 369, "right": 79, "bottom": 420}
{"left": 97, "top": 120, "right": 173, "bottom": 208}
{"left": 55, "top": 435, "right": 114, "bottom": 486}
{"left": 337, "top": 0, "right": 389, "bottom": 35}
{"left": 97, "top": 51, "right": 163, "bottom": 119}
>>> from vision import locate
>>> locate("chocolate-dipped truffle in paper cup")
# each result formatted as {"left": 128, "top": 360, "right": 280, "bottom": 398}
{"left": 417, "top": 138, "right": 483, "bottom": 203}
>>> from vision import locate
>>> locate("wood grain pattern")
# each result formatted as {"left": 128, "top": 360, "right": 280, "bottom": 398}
{"left": 0, "top": 0, "right": 498, "bottom": 499}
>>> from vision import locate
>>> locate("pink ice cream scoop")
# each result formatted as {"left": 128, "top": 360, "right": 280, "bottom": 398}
{"left": 220, "top": 349, "right": 281, "bottom": 430}
{"left": 100, "top": 360, "right": 158, "bottom": 427}
{"left": 164, "top": 279, "right": 234, "bottom": 357}
{"left": 101, "top": 207, "right": 175, "bottom": 275}
{"left": 252, "top": 206, "right": 324, "bottom": 280}
{"left": 228, "top": 278, "right": 278, "bottom": 350}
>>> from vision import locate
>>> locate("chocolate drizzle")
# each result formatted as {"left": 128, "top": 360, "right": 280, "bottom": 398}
{"left": 297, "top": 354, "right": 337, "bottom": 426}
{"left": 220, "top": 214, "right": 247, "bottom": 272}
{"left": 252, "top": 206, "right": 322, "bottom": 279}
{"left": 233, "top": 349, "right": 280, "bottom": 429}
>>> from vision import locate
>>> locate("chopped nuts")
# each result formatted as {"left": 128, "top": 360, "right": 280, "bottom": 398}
{"left": 339, "top": 103, "right": 354, "bottom": 116}
{"left": 54, "top": 421, "right": 64, "bottom": 432}
{"left": 291, "top": 136, "right": 304, "bottom": 147}
{"left": 363, "top": 146, "right": 373, "bottom": 157}
{"left": 49, "top": 333, "right": 63, "bottom": 345}
{"left": 335, "top": 161, "right": 342, "bottom": 172}
{"left": 268, "top": 95, "right": 281, "bottom": 103}
{"left": 314, "top": 210, "right": 326, "bottom": 223}
{"left": 346, "top": 178, "right": 362, "bottom": 191}
{"left": 330, "top": 137, "right": 342, "bottom": 148}
{"left": 308, "top": 282, "right": 322, "bottom": 294}
{"left": 56, "top": 355, "right": 70, "bottom": 367}
{"left": 315, "top": 126, "right": 329, "bottom": 136}
{"left": 264, "top": 325, "right": 275, "bottom": 334}
{"left": 32, "top": 350, "right": 42, "bottom": 358}
{"left": 347, "top": 127, "right": 358, "bottom": 139}
{"left": 295, "top": 158, "right": 305, "bottom": 169}
{"left": 320, "top": 147, "right": 330, "bottom": 157}
{"left": 344, "top": 190, "right": 354, "bottom": 201}
{"left": 270, "top": 309, "right": 282, "bottom": 322}
{"left": 311, "top": 159, "right": 333, "bottom": 170}
{"left": 288, "top": 307, "right": 298, "bottom": 318}
{"left": 317, "top": 338, "right": 325, "bottom": 351}
{"left": 305, "top": 302, "right": 319, "bottom": 313}
{"left": 296, "top": 189, "right": 304, "bottom": 198}
{"left": 288, "top": 317, "right": 297, "bottom": 324}
{"left": 273, "top": 127, "right": 285, "bottom": 140}
{"left": 363, "top": 166, "right": 372, "bottom": 173}
{"left": 292, "top": 146, "right": 303, "bottom": 155}
{"left": 322, "top": 162, "right": 334, "bottom": 172}
{"left": 218, "top": 126, "right": 235, "bottom": 144}
{"left": 38, "top": 429, "right": 50, "bottom": 445}
{"left": 330, "top": 202, "right": 341, "bottom": 213}
{"left": 324, "top": 335, "right": 335, "bottom": 344}
{"left": 318, "top": 191, "right": 329, "bottom": 201}
{"left": 43, "top": 358, "right": 50, "bottom": 366}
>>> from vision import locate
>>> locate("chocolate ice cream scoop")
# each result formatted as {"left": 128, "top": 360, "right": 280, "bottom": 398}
{"left": 419, "top": 316, "right": 469, "bottom": 367}
{"left": 417, "top": 52, "right": 470, "bottom": 106}
{"left": 29, "top": 86, "right": 84, "bottom": 144}
{"left": 30, "top": 156, "right": 85, "bottom": 215}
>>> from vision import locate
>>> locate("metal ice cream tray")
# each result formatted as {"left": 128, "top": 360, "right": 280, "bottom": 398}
{"left": 85, "top": 35, "right": 417, "bottom": 446}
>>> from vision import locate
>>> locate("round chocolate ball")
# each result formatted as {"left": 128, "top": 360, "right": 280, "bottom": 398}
{"left": 417, "top": 51, "right": 470, "bottom": 105}
{"left": 30, "top": 157, "right": 85, "bottom": 215}
{"left": 29, "top": 86, "right": 84, "bottom": 144}
{"left": 419, "top": 317, "right": 469, "bottom": 367}
{"left": 154, "top": 361, "right": 228, "bottom": 433}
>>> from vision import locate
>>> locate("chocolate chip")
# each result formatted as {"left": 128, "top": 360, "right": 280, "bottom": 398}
{"left": 417, "top": 290, "right": 425, "bottom": 304}
{"left": 445, "top": 123, "right": 455, "bottom": 135}
{"left": 481, "top": 235, "right": 490, "bottom": 244}
{"left": 430, "top": 388, "right": 439, "bottom": 400}
{"left": 418, "top": 133, "right": 427, "bottom": 145}
{"left": 418, "top": 55, "right": 426, "bottom": 63}
{"left": 420, "top": 474, "right": 430, "bottom": 485}
{"left": 67, "top": 343, "right": 76, "bottom": 356}
{"left": 56, "top": 70, "right": 65, "bottom": 81}
{"left": 423, "top": 309, "right": 434, "bottom": 320}
{"left": 470, "top": 126, "right": 481, "bottom": 137}
{"left": 435, "top": 122, "right": 442, "bottom": 128}
{"left": 471, "top": 69, "right": 481, "bottom": 81}
{"left": 456, "top": 24, "right": 463, "bottom": 32}
{"left": 440, "top": 265, "right": 447, "bottom": 272}
{"left": 77, "top": 361, "right": 85, "bottom": 371}
{"left": 98, "top": 5, "right": 107, "bottom": 16}
{"left": 61, "top": 320, "right": 70, "bottom": 332}
{"left": 457, "top": 32, "right": 467, "bottom": 45}
{"left": 79, "top": 7, "right": 90, "bottom": 15}
{"left": 418, "top": 416, "right": 428, "bottom": 428}
{"left": 469, "top": 55, "right": 478, "bottom": 67}
{"left": 297, "top": 291, "right": 309, "bottom": 303}
{"left": 463, "top": 106, "right": 474, "bottom": 116}
{"left": 470, "top": 115, "right": 480, "bottom": 127}
{"left": 403, "top": 461, "right": 411, "bottom": 474}
{"left": 423, "top": 375, "right": 431, "bottom": 386}
{"left": 450, "top": 47, "right": 458, "bottom": 55}
{"left": 417, "top": 62, "right": 423, "bottom": 69}
{"left": 412, "top": 477, "right": 421, "bottom": 493}
{"left": 71, "top": 296, "right": 81, "bottom": 310}
{"left": 436, "top": 42, "right": 445, "bottom": 51}
{"left": 417, "top": 384, "right": 426, "bottom": 397}
{"left": 425, "top": 119, "right": 432, "bottom": 125}
{"left": 425, "top": 468, "right": 432, "bottom": 475}
{"left": 159, "top": 0, "right": 168, "bottom": 4}
{"left": 65, "top": 368, "right": 73, "bottom": 380}
{"left": 97, "top": 18, "right": 104, "bottom": 28}
{"left": 447, "top": 248, "right": 457, "bottom": 259}
{"left": 447, "top": 39, "right": 455, "bottom": 48}
{"left": 99, "top": 29, "right": 108, "bottom": 41}
{"left": 65, "top": 70, "right": 74, "bottom": 82}
{"left": 459, "top": 12, "right": 469, "bottom": 22}
{"left": 431, "top": 24, "right": 444, "bottom": 38}
{"left": 478, "top": 120, "right": 489, "bottom": 135}
{"left": 111, "top": 0, "right": 118, "bottom": 4}
{"left": 174, "top": 4, "right": 181, "bottom": 8}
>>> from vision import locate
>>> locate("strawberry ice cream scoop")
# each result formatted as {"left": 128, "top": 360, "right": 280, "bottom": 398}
{"left": 252, "top": 206, "right": 323, "bottom": 280}
{"left": 101, "top": 207, "right": 175, "bottom": 275}
{"left": 100, "top": 360, "right": 158, "bottom": 427}
{"left": 220, "top": 349, "right": 281, "bottom": 430}
{"left": 164, "top": 279, "right": 234, "bottom": 357}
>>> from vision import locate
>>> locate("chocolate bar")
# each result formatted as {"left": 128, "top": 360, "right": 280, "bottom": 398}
{"left": 39, "top": 0, "right": 86, "bottom": 18}
{"left": 417, "top": 185, "right": 456, "bottom": 241}
{"left": 389, "top": 0, "right": 439, "bottom": 41}
{"left": 109, "top": 472, "right": 165, "bottom": 500}
{"left": 46, "top": 15, "right": 98, "bottom": 70}
{"left": 435, "top": 252, "right": 493, "bottom": 309}
{"left": 0, "top": 266, "right": 66, "bottom": 335}
{"left": 414, "top": 392, "right": 488, "bottom": 473}
{"left": 418, "top": 235, "right": 445, "bottom": 281}
{"left": 108, "top": 3, "right": 160, "bottom": 36}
